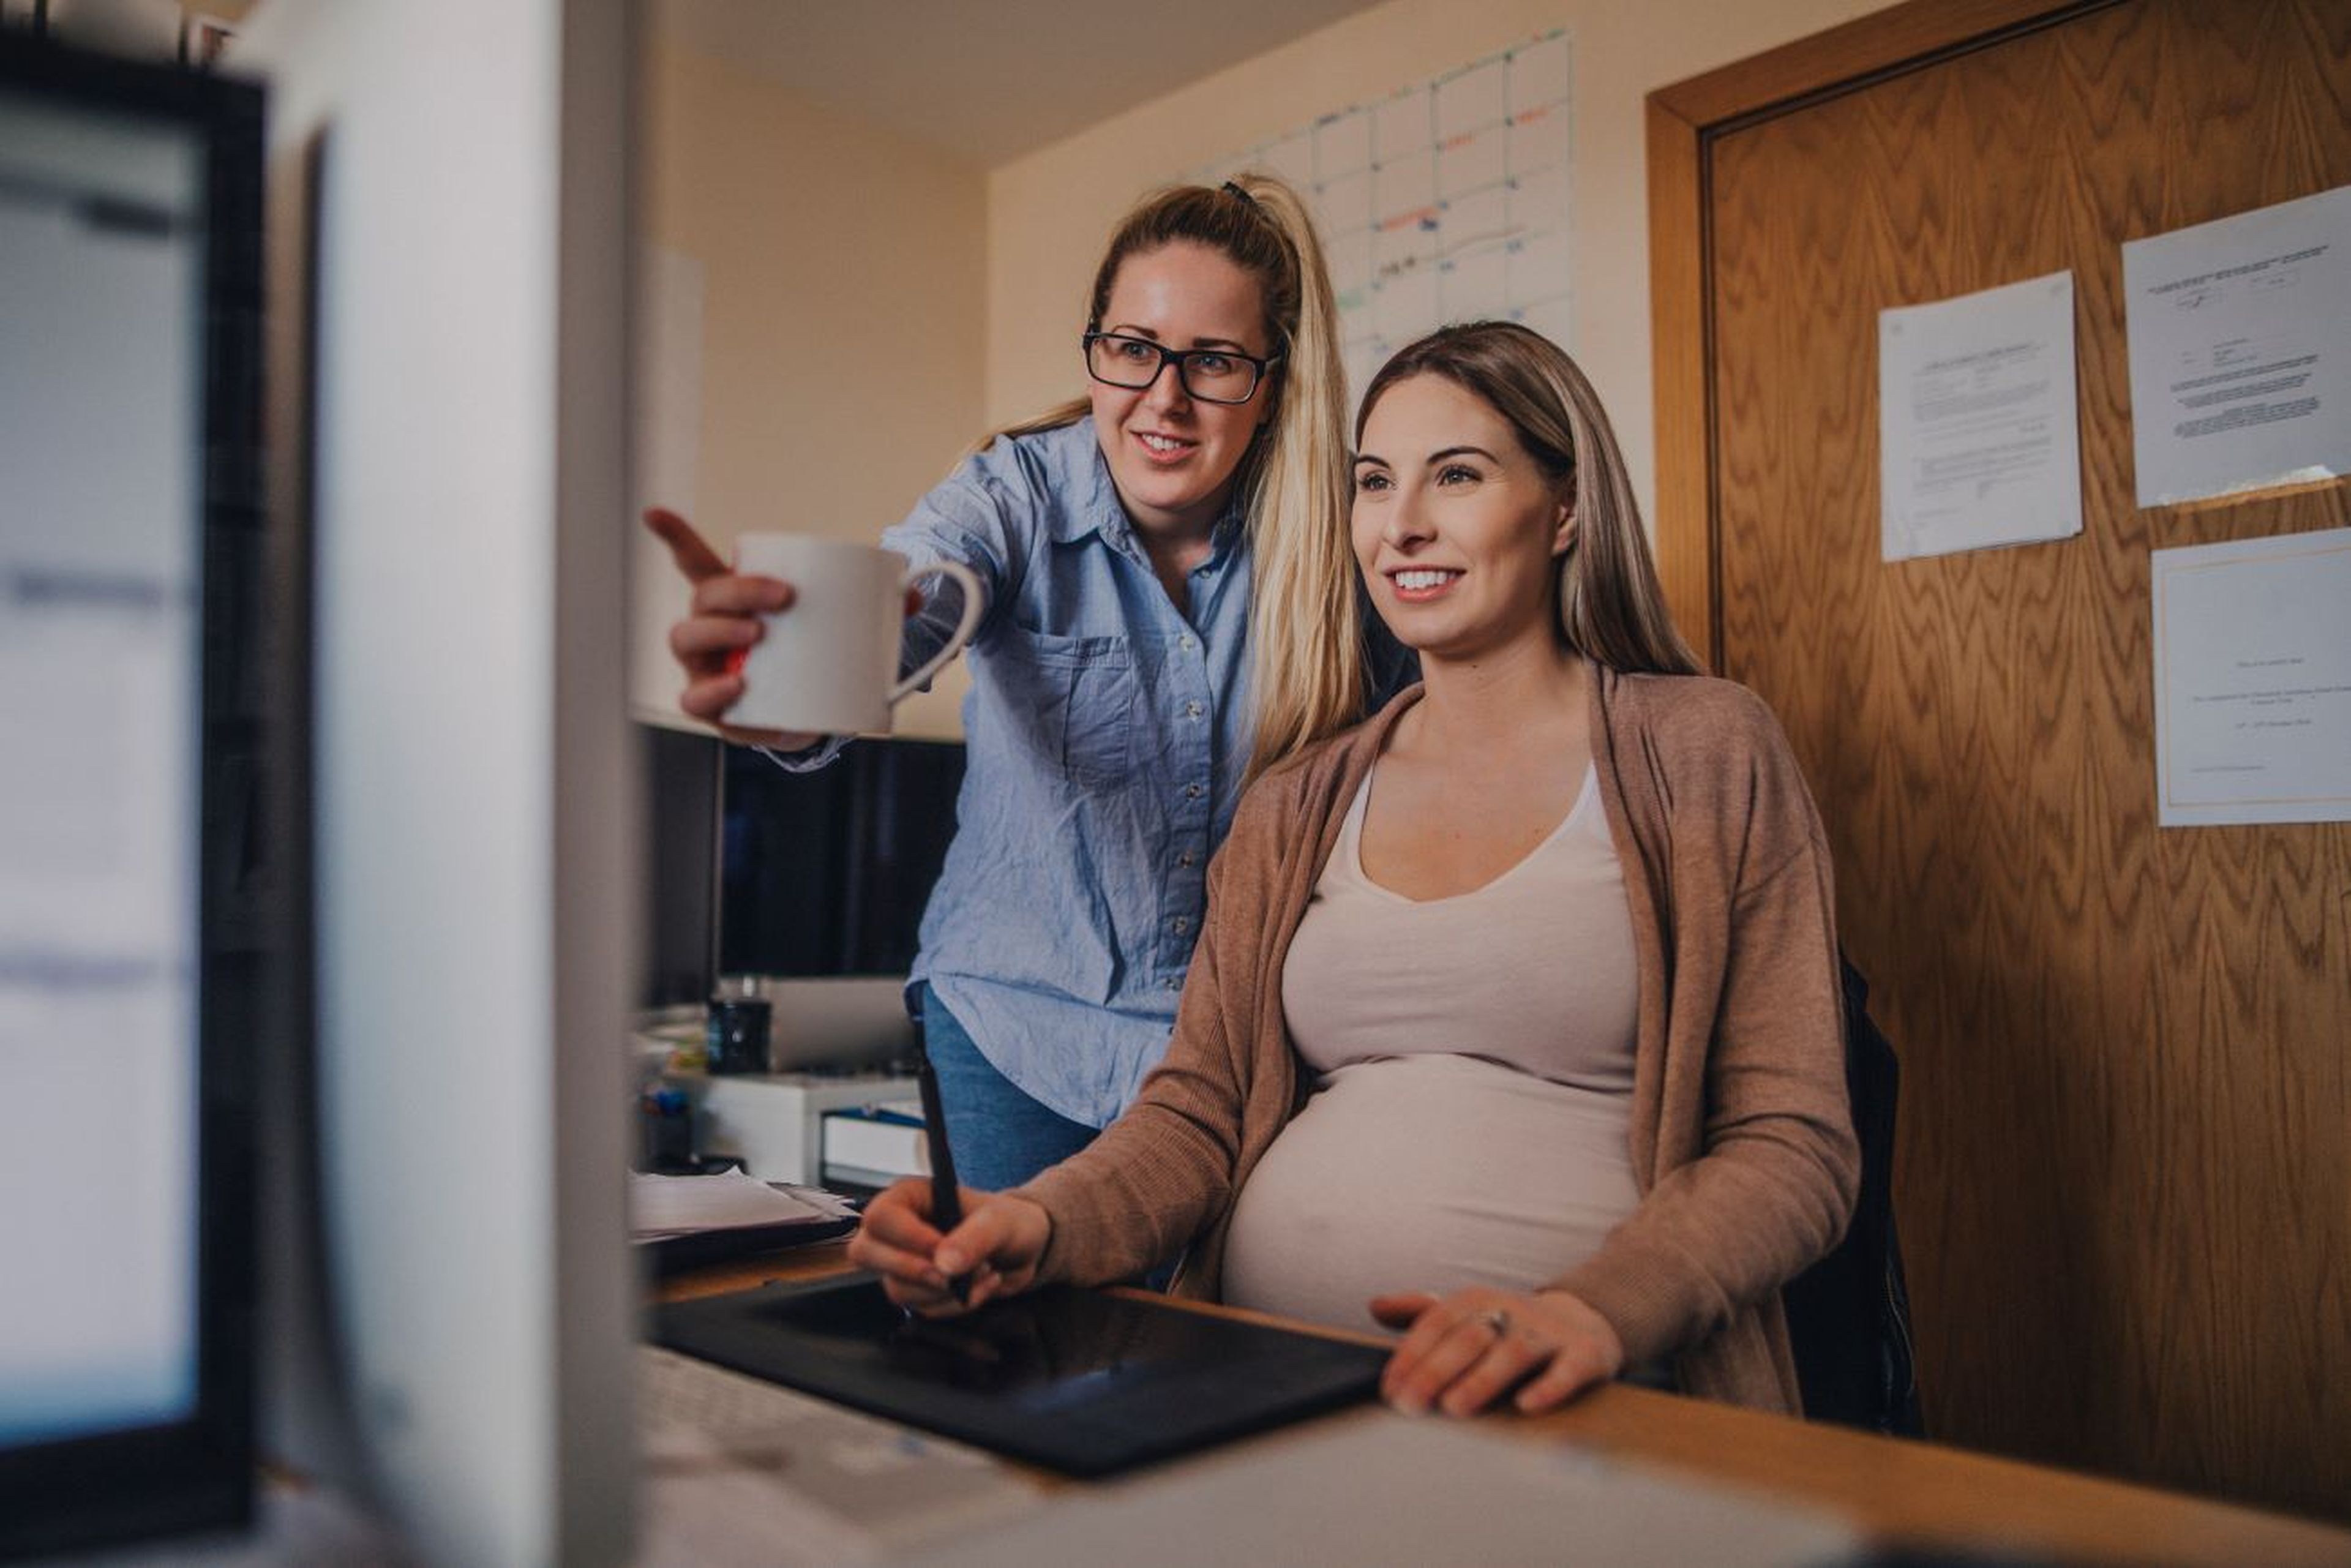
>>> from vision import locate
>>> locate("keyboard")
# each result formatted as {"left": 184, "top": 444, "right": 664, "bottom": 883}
{"left": 637, "top": 1346, "right": 1040, "bottom": 1566}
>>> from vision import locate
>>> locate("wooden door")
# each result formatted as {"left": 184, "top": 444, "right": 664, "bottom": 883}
{"left": 1650, "top": 0, "right": 2350, "bottom": 1522}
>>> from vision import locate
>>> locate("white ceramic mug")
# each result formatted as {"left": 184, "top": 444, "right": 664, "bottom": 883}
{"left": 728, "top": 533, "right": 984, "bottom": 736}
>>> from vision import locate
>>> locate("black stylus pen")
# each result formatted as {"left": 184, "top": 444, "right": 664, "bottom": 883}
{"left": 912, "top": 1044, "right": 970, "bottom": 1303}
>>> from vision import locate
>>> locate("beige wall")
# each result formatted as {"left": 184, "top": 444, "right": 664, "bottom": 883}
{"left": 639, "top": 41, "right": 985, "bottom": 737}
{"left": 986, "top": 0, "right": 1886, "bottom": 528}
{"left": 642, "top": 0, "right": 1889, "bottom": 743}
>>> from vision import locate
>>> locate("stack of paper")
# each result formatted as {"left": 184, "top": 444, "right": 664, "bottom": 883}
{"left": 631, "top": 1169, "right": 857, "bottom": 1239}
{"left": 631, "top": 1171, "right": 857, "bottom": 1272}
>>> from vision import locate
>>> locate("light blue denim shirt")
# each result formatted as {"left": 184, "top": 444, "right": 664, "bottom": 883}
{"left": 779, "top": 418, "right": 1256, "bottom": 1126}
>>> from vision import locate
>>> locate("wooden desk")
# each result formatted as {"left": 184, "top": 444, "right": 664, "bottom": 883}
{"left": 659, "top": 1247, "right": 2351, "bottom": 1566}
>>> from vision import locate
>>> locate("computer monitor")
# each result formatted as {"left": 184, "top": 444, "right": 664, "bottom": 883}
{"left": 718, "top": 735, "right": 966, "bottom": 979}
{"left": 634, "top": 724, "right": 960, "bottom": 1076}
{"left": 636, "top": 722, "right": 966, "bottom": 1002}
{"left": 0, "top": 32, "right": 263, "bottom": 1559}
{"left": 639, "top": 719, "right": 722, "bottom": 1007}
{"left": 235, "top": 1, "right": 639, "bottom": 1562}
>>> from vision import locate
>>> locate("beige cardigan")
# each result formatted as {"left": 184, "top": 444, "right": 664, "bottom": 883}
{"left": 1017, "top": 667, "right": 1860, "bottom": 1412}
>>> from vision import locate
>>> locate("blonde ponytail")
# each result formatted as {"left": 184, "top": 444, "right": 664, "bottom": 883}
{"left": 1220, "top": 173, "right": 1363, "bottom": 780}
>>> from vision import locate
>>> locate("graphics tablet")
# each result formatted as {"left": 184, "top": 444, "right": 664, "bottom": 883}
{"left": 652, "top": 1274, "right": 1389, "bottom": 1477}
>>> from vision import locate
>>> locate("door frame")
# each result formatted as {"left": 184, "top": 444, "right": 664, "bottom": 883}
{"left": 1643, "top": 0, "right": 2117, "bottom": 669}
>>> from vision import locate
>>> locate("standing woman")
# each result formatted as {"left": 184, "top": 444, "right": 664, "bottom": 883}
{"left": 650, "top": 174, "right": 1397, "bottom": 1190}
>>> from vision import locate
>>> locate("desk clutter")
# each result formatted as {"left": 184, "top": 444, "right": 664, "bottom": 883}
{"left": 653, "top": 1069, "right": 925, "bottom": 1188}
{"left": 637, "top": 977, "right": 922, "bottom": 1078}
{"left": 628, "top": 989, "right": 927, "bottom": 1271}
{"left": 629, "top": 1169, "right": 859, "bottom": 1276}
{"left": 636, "top": 983, "right": 928, "bottom": 1188}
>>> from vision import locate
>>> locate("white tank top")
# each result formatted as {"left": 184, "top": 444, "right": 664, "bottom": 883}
{"left": 1221, "top": 763, "right": 1642, "bottom": 1332}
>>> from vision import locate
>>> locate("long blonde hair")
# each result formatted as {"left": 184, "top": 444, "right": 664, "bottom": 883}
{"left": 987, "top": 173, "right": 1360, "bottom": 781}
{"left": 1354, "top": 321, "right": 1701, "bottom": 677}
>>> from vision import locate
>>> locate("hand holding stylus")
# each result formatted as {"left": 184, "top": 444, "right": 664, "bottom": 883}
{"left": 848, "top": 1180, "right": 1052, "bottom": 1317}
{"left": 847, "top": 1045, "right": 1055, "bottom": 1315}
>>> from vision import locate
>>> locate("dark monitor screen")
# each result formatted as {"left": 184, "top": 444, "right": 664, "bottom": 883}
{"left": 0, "top": 32, "right": 263, "bottom": 1560}
{"left": 636, "top": 728, "right": 967, "bottom": 1004}
{"left": 638, "top": 721, "right": 722, "bottom": 1007}
{"left": 719, "top": 737, "right": 965, "bottom": 980}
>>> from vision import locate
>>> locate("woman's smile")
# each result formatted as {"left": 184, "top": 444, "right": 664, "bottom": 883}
{"left": 1387, "top": 566, "right": 1465, "bottom": 602}
{"left": 1133, "top": 428, "right": 1202, "bottom": 465}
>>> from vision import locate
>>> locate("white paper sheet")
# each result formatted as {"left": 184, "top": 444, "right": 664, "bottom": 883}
{"left": 630, "top": 1168, "right": 831, "bottom": 1240}
{"left": 1879, "top": 271, "right": 2083, "bottom": 561}
{"left": 2124, "top": 186, "right": 2351, "bottom": 507}
{"left": 2152, "top": 527, "right": 2351, "bottom": 827}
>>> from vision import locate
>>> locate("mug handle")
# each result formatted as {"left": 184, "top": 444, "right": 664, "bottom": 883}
{"left": 888, "top": 560, "right": 986, "bottom": 705}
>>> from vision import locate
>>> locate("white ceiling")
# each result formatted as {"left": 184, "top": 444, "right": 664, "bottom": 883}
{"left": 651, "top": 0, "right": 1393, "bottom": 168}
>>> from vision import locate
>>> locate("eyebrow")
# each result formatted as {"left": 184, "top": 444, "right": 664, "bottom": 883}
{"left": 1352, "top": 444, "right": 1499, "bottom": 468}
{"left": 1103, "top": 324, "right": 1254, "bottom": 351}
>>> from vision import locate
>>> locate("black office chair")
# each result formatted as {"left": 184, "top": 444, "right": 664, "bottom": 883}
{"left": 1782, "top": 955, "right": 1926, "bottom": 1436}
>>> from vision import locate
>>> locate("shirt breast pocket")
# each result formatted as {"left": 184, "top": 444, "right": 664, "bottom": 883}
{"left": 1002, "top": 625, "right": 1141, "bottom": 789}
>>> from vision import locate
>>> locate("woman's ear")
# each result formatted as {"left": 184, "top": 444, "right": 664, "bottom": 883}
{"left": 1551, "top": 501, "right": 1577, "bottom": 558}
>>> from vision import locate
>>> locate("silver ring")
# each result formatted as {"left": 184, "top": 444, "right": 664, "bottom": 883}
{"left": 1472, "top": 1307, "right": 1510, "bottom": 1337}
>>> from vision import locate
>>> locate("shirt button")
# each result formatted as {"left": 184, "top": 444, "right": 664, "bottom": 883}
{"left": 1179, "top": 634, "right": 1196, "bottom": 651}
{"left": 1185, "top": 701, "right": 1203, "bottom": 719}
{"left": 1164, "top": 978, "right": 1181, "bottom": 992}
{"left": 1173, "top": 917, "right": 1190, "bottom": 934}
{"left": 1179, "top": 851, "right": 1196, "bottom": 868}
{"left": 1184, "top": 783, "right": 1204, "bottom": 800}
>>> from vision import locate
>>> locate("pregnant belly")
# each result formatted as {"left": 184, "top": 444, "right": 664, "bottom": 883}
{"left": 1220, "top": 1054, "right": 1639, "bottom": 1334}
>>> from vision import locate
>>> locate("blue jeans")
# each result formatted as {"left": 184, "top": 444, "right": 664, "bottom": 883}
{"left": 918, "top": 983, "right": 1098, "bottom": 1192}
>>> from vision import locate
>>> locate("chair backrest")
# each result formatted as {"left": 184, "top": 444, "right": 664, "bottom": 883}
{"left": 1782, "top": 956, "right": 1925, "bottom": 1436}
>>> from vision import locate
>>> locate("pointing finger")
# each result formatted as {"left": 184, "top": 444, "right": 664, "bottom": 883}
{"left": 643, "top": 506, "right": 729, "bottom": 582}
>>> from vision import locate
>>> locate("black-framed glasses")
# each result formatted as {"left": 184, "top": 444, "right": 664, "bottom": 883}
{"left": 1082, "top": 331, "right": 1280, "bottom": 405}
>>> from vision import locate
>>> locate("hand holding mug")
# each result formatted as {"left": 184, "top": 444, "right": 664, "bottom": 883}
{"left": 644, "top": 508, "right": 982, "bottom": 745}
{"left": 645, "top": 507, "right": 817, "bottom": 748}
{"left": 729, "top": 532, "right": 983, "bottom": 737}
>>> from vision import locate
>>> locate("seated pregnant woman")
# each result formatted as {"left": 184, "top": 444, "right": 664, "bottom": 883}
{"left": 850, "top": 320, "right": 1858, "bottom": 1419}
